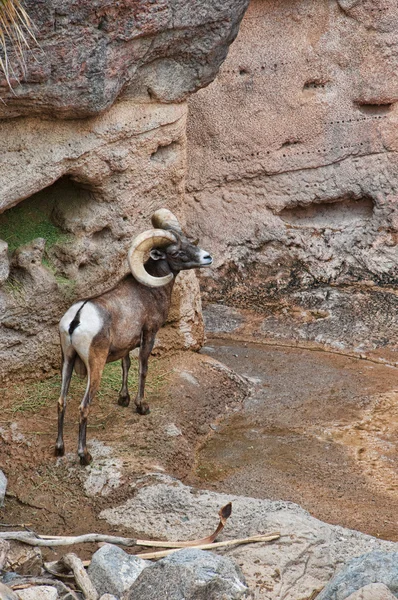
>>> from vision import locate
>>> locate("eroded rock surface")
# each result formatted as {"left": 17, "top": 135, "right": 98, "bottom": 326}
{"left": 0, "top": 101, "right": 203, "bottom": 381}
{"left": 186, "top": 0, "right": 398, "bottom": 356}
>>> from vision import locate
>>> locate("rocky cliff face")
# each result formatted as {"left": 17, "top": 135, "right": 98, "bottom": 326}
{"left": 186, "top": 0, "right": 398, "bottom": 358}
{"left": 0, "top": 0, "right": 249, "bottom": 381}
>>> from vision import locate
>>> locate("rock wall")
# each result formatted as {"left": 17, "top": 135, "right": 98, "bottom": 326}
{"left": 186, "top": 0, "right": 398, "bottom": 357}
{"left": 0, "top": 0, "right": 250, "bottom": 381}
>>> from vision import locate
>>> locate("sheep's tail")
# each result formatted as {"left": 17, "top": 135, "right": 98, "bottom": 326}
{"left": 74, "top": 355, "right": 87, "bottom": 379}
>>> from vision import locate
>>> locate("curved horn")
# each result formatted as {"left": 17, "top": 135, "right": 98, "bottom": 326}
{"left": 152, "top": 208, "right": 183, "bottom": 233}
{"left": 128, "top": 229, "right": 177, "bottom": 288}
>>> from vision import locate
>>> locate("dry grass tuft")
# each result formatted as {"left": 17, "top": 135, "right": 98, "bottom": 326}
{"left": 0, "top": 0, "right": 37, "bottom": 89}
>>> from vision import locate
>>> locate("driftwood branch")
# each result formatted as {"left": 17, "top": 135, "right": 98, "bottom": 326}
{"left": 0, "top": 503, "right": 232, "bottom": 549}
{"left": 132, "top": 532, "right": 281, "bottom": 560}
{"left": 61, "top": 554, "right": 98, "bottom": 600}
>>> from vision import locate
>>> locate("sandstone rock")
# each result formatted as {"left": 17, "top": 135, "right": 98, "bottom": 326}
{"left": 127, "top": 548, "right": 250, "bottom": 600}
{"left": 0, "top": 0, "right": 249, "bottom": 119}
{"left": 0, "top": 470, "right": 7, "bottom": 507}
{"left": 15, "top": 587, "right": 58, "bottom": 600}
{"left": 317, "top": 551, "right": 398, "bottom": 600}
{"left": 345, "top": 583, "right": 397, "bottom": 600}
{"left": 87, "top": 544, "right": 150, "bottom": 597}
{"left": 100, "top": 474, "right": 398, "bottom": 600}
{"left": 0, "top": 101, "right": 203, "bottom": 381}
{"left": 186, "top": 0, "right": 398, "bottom": 357}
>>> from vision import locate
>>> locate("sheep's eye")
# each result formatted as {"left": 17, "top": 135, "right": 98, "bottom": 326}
{"left": 170, "top": 251, "right": 179, "bottom": 258}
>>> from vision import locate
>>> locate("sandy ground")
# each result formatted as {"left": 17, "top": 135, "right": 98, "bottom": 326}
{"left": 0, "top": 350, "right": 247, "bottom": 560}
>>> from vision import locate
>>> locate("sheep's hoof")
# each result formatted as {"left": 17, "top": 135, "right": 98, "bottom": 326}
{"left": 54, "top": 444, "right": 65, "bottom": 457}
{"left": 79, "top": 452, "right": 92, "bottom": 466}
{"left": 118, "top": 394, "right": 130, "bottom": 407}
{"left": 136, "top": 403, "right": 150, "bottom": 416}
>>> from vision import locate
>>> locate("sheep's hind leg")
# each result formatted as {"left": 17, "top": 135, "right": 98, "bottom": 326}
{"left": 55, "top": 349, "right": 76, "bottom": 457}
{"left": 118, "top": 353, "right": 131, "bottom": 407}
{"left": 78, "top": 349, "right": 108, "bottom": 466}
{"left": 134, "top": 331, "right": 155, "bottom": 415}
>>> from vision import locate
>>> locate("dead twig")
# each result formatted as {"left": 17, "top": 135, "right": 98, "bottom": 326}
{"left": 61, "top": 553, "right": 98, "bottom": 600}
{"left": 132, "top": 532, "right": 281, "bottom": 560}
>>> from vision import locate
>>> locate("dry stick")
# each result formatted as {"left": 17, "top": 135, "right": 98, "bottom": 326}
{"left": 0, "top": 503, "right": 233, "bottom": 549}
{"left": 132, "top": 533, "right": 281, "bottom": 560}
{"left": 61, "top": 553, "right": 98, "bottom": 600}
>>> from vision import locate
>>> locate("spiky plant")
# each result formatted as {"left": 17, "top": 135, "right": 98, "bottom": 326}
{"left": 0, "top": 0, "right": 36, "bottom": 88}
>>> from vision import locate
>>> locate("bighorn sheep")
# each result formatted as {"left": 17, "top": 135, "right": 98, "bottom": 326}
{"left": 55, "top": 209, "right": 212, "bottom": 465}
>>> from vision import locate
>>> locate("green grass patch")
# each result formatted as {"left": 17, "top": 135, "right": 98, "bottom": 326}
{"left": 5, "top": 358, "right": 170, "bottom": 414}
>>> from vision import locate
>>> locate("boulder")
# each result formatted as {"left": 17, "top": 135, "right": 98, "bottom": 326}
{"left": 126, "top": 548, "right": 249, "bottom": 600}
{"left": 15, "top": 587, "right": 58, "bottom": 600}
{"left": 87, "top": 544, "right": 150, "bottom": 598}
{"left": 317, "top": 552, "right": 398, "bottom": 600}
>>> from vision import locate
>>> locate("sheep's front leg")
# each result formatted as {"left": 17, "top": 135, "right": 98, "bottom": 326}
{"left": 55, "top": 348, "right": 76, "bottom": 457}
{"left": 134, "top": 331, "right": 155, "bottom": 415}
{"left": 78, "top": 349, "right": 107, "bottom": 466}
{"left": 118, "top": 353, "right": 131, "bottom": 407}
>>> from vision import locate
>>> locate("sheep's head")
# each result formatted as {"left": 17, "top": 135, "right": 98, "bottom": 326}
{"left": 128, "top": 209, "right": 212, "bottom": 288}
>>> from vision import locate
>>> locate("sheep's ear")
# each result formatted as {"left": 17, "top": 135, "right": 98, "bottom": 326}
{"left": 150, "top": 248, "right": 167, "bottom": 261}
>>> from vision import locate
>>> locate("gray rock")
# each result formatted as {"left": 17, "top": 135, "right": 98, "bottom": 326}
{"left": 317, "top": 552, "right": 398, "bottom": 600}
{"left": 346, "top": 583, "right": 397, "bottom": 600}
{"left": 99, "top": 595, "right": 118, "bottom": 600}
{"left": 88, "top": 544, "right": 149, "bottom": 598}
{"left": 126, "top": 548, "right": 249, "bottom": 600}
{"left": 0, "top": 471, "right": 7, "bottom": 507}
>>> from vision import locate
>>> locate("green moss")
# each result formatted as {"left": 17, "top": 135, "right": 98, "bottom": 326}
{"left": 0, "top": 192, "right": 70, "bottom": 253}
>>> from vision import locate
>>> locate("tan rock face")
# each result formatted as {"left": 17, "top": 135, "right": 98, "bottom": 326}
{"left": 0, "top": 101, "right": 204, "bottom": 381}
{"left": 186, "top": 0, "right": 398, "bottom": 354}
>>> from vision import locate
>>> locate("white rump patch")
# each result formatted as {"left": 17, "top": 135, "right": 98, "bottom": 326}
{"left": 59, "top": 301, "right": 102, "bottom": 362}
